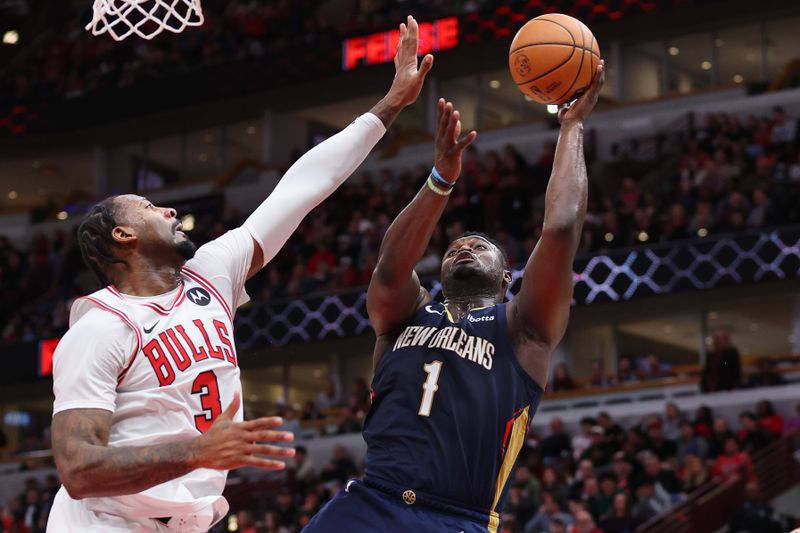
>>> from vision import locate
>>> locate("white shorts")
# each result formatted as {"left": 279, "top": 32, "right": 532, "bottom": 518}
{"left": 47, "top": 488, "right": 175, "bottom": 533}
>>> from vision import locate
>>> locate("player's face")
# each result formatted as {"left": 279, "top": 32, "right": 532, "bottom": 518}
{"left": 115, "top": 194, "right": 196, "bottom": 261}
{"left": 440, "top": 236, "right": 509, "bottom": 298}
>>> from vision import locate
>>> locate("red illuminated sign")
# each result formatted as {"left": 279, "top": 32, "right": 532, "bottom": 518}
{"left": 342, "top": 17, "right": 459, "bottom": 71}
{"left": 39, "top": 338, "right": 60, "bottom": 377}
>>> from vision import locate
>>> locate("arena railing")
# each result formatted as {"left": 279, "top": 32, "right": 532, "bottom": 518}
{"left": 636, "top": 431, "right": 800, "bottom": 533}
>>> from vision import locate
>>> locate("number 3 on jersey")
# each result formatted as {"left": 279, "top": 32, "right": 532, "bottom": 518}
{"left": 418, "top": 360, "right": 443, "bottom": 417}
{"left": 192, "top": 370, "right": 222, "bottom": 432}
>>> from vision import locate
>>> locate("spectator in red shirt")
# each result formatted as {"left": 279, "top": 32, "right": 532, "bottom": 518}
{"left": 755, "top": 399, "right": 784, "bottom": 439}
{"left": 712, "top": 437, "right": 754, "bottom": 481}
{"left": 693, "top": 405, "right": 714, "bottom": 439}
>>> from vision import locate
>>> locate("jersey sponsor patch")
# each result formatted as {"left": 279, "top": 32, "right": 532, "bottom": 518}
{"left": 186, "top": 287, "right": 211, "bottom": 306}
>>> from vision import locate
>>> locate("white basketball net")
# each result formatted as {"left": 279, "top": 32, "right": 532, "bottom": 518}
{"left": 85, "top": 0, "right": 204, "bottom": 41}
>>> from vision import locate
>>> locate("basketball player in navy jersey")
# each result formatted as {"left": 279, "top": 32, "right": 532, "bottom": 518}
{"left": 305, "top": 63, "right": 604, "bottom": 532}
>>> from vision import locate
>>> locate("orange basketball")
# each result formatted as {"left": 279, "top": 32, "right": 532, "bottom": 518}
{"left": 509, "top": 14, "right": 601, "bottom": 105}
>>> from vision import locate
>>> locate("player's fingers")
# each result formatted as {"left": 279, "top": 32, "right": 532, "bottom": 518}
{"left": 220, "top": 391, "right": 240, "bottom": 420}
{"left": 247, "top": 443, "right": 296, "bottom": 457}
{"left": 438, "top": 101, "right": 453, "bottom": 137}
{"left": 589, "top": 60, "right": 605, "bottom": 93}
{"left": 418, "top": 54, "right": 434, "bottom": 77}
{"left": 244, "top": 457, "right": 287, "bottom": 470}
{"left": 239, "top": 416, "right": 284, "bottom": 431}
{"left": 407, "top": 15, "right": 418, "bottom": 39}
{"left": 244, "top": 429, "right": 295, "bottom": 443}
{"left": 454, "top": 118, "right": 462, "bottom": 143}
{"left": 456, "top": 130, "right": 478, "bottom": 152}
{"left": 445, "top": 109, "right": 459, "bottom": 144}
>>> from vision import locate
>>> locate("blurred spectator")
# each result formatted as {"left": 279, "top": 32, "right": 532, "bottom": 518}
{"left": 755, "top": 399, "right": 784, "bottom": 439}
{"left": 321, "top": 445, "right": 358, "bottom": 484}
{"left": 701, "top": 329, "right": 742, "bottom": 392}
{"left": 550, "top": 363, "right": 577, "bottom": 392}
{"left": 572, "top": 418, "right": 597, "bottom": 461}
{"left": 640, "top": 353, "right": 673, "bottom": 380}
{"left": 711, "top": 436, "right": 754, "bottom": 481}
{"left": 662, "top": 402, "right": 683, "bottom": 441}
{"left": 538, "top": 417, "right": 572, "bottom": 461}
{"left": 315, "top": 377, "right": 342, "bottom": 411}
{"left": 693, "top": 405, "right": 714, "bottom": 439}
{"left": 631, "top": 476, "right": 671, "bottom": 523}
{"left": 598, "top": 492, "right": 637, "bottom": 533}
{"left": 523, "top": 492, "right": 574, "bottom": 533}
{"left": 708, "top": 416, "right": 735, "bottom": 458}
{"left": 614, "top": 355, "right": 639, "bottom": 384}
{"left": 728, "top": 481, "right": 795, "bottom": 533}
{"left": 676, "top": 420, "right": 708, "bottom": 459}
{"left": 587, "top": 359, "right": 607, "bottom": 388}
{"left": 643, "top": 418, "right": 677, "bottom": 462}
{"left": 738, "top": 411, "right": 772, "bottom": 452}
{"left": 569, "top": 509, "right": 603, "bottom": 533}
{"left": 680, "top": 453, "right": 710, "bottom": 494}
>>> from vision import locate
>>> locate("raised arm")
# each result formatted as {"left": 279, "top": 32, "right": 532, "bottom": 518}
{"left": 367, "top": 99, "right": 476, "bottom": 337}
{"left": 52, "top": 393, "right": 293, "bottom": 499}
{"left": 243, "top": 16, "right": 433, "bottom": 279}
{"left": 507, "top": 62, "right": 604, "bottom": 387}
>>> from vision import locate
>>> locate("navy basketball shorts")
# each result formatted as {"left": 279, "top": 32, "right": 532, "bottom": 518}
{"left": 302, "top": 479, "right": 496, "bottom": 533}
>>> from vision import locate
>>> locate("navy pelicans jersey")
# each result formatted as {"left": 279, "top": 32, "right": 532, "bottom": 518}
{"left": 362, "top": 300, "right": 544, "bottom": 531}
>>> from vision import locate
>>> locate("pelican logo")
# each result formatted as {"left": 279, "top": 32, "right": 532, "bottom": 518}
{"left": 186, "top": 287, "right": 211, "bottom": 306}
{"left": 425, "top": 305, "right": 444, "bottom": 316}
{"left": 402, "top": 490, "right": 416, "bottom": 505}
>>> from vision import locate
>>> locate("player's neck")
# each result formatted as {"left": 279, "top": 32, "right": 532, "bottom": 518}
{"left": 112, "top": 259, "right": 183, "bottom": 296}
{"left": 443, "top": 295, "right": 497, "bottom": 322}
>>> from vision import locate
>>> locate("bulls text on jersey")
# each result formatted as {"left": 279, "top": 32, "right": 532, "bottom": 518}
{"left": 142, "top": 318, "right": 236, "bottom": 386}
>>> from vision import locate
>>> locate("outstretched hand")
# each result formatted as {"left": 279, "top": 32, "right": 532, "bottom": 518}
{"left": 559, "top": 59, "right": 605, "bottom": 125}
{"left": 434, "top": 98, "right": 478, "bottom": 183}
{"left": 387, "top": 15, "right": 434, "bottom": 108}
{"left": 191, "top": 392, "right": 295, "bottom": 471}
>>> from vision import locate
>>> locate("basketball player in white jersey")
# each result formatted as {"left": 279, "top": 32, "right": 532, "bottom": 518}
{"left": 47, "top": 16, "right": 433, "bottom": 532}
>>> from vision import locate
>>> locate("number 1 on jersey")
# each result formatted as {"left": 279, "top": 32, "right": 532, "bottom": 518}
{"left": 418, "top": 360, "right": 443, "bottom": 417}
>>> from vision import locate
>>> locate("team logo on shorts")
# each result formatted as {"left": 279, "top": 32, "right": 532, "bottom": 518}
{"left": 186, "top": 287, "right": 211, "bottom": 306}
{"left": 402, "top": 490, "right": 416, "bottom": 505}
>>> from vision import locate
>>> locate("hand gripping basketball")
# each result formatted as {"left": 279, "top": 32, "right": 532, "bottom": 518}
{"left": 190, "top": 392, "right": 295, "bottom": 471}
{"left": 559, "top": 60, "right": 605, "bottom": 125}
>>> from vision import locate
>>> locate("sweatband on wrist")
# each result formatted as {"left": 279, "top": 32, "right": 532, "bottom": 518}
{"left": 426, "top": 175, "right": 452, "bottom": 196}
{"left": 430, "top": 166, "right": 455, "bottom": 190}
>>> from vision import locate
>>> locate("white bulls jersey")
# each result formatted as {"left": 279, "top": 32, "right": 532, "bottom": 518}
{"left": 49, "top": 227, "right": 256, "bottom": 532}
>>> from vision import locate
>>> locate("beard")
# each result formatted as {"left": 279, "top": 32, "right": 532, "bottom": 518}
{"left": 442, "top": 263, "right": 501, "bottom": 297}
{"left": 176, "top": 238, "right": 197, "bottom": 260}
{"left": 451, "top": 263, "right": 480, "bottom": 281}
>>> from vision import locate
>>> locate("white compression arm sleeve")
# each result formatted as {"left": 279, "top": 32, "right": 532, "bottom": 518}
{"left": 242, "top": 112, "right": 386, "bottom": 267}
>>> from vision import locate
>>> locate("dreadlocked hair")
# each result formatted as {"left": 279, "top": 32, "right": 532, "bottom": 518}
{"left": 454, "top": 231, "right": 510, "bottom": 269}
{"left": 77, "top": 197, "right": 127, "bottom": 286}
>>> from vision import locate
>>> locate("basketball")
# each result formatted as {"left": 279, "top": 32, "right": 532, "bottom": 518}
{"left": 509, "top": 14, "right": 601, "bottom": 105}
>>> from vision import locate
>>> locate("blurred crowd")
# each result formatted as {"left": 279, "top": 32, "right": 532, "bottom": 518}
{"left": 2, "top": 107, "right": 800, "bottom": 347}
{"left": 1, "top": 0, "right": 492, "bottom": 112}
{"left": 211, "top": 399, "right": 800, "bottom": 533}
{"left": 2, "top": 394, "right": 799, "bottom": 532}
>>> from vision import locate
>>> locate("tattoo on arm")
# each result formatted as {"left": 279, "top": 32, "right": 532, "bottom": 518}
{"left": 52, "top": 409, "right": 198, "bottom": 499}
